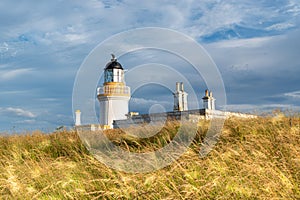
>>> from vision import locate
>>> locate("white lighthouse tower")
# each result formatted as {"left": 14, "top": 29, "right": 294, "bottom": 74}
{"left": 97, "top": 54, "right": 131, "bottom": 129}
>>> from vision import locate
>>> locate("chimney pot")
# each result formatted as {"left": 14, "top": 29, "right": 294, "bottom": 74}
{"left": 205, "top": 89, "right": 209, "bottom": 96}
{"left": 176, "top": 82, "right": 180, "bottom": 92}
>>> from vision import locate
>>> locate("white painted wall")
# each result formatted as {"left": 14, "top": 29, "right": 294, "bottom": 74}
{"left": 203, "top": 98, "right": 211, "bottom": 110}
{"left": 75, "top": 110, "right": 81, "bottom": 126}
{"left": 98, "top": 95, "right": 130, "bottom": 128}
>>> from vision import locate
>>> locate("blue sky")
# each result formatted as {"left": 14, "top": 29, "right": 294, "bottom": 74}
{"left": 1, "top": 0, "right": 300, "bottom": 132}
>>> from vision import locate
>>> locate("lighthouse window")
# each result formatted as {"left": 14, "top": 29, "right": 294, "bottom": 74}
{"left": 105, "top": 69, "right": 113, "bottom": 82}
{"left": 112, "top": 69, "right": 122, "bottom": 82}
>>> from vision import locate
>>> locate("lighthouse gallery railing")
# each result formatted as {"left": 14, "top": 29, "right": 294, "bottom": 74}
{"left": 97, "top": 85, "right": 130, "bottom": 96}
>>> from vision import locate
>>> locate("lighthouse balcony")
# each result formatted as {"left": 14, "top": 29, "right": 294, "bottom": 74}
{"left": 97, "top": 85, "right": 130, "bottom": 96}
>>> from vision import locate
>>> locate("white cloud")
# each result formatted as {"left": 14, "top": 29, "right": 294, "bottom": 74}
{"left": 190, "top": 2, "right": 243, "bottom": 35}
{"left": 205, "top": 29, "right": 300, "bottom": 72}
{"left": 0, "top": 68, "right": 33, "bottom": 81}
{"left": 130, "top": 97, "right": 173, "bottom": 113}
{"left": 0, "top": 90, "right": 30, "bottom": 95}
{"left": 15, "top": 119, "right": 36, "bottom": 124}
{"left": 131, "top": 97, "right": 172, "bottom": 107}
{"left": 2, "top": 0, "right": 299, "bottom": 45}
{"left": 286, "top": 0, "right": 300, "bottom": 16}
{"left": 0, "top": 107, "right": 36, "bottom": 118}
{"left": 224, "top": 104, "right": 300, "bottom": 113}
{"left": 207, "top": 36, "right": 274, "bottom": 48}
{"left": 64, "top": 34, "right": 87, "bottom": 43}
{"left": 40, "top": 31, "right": 89, "bottom": 45}
{"left": 0, "top": 42, "right": 9, "bottom": 52}
{"left": 203, "top": 28, "right": 300, "bottom": 112}
{"left": 0, "top": 0, "right": 300, "bottom": 131}
{"left": 266, "top": 23, "right": 295, "bottom": 31}
{"left": 284, "top": 91, "right": 300, "bottom": 99}
{"left": 38, "top": 98, "right": 58, "bottom": 102}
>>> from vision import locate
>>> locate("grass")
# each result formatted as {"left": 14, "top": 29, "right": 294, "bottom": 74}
{"left": 0, "top": 113, "right": 299, "bottom": 199}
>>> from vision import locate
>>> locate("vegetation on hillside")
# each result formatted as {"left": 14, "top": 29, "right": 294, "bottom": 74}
{"left": 0, "top": 113, "right": 299, "bottom": 199}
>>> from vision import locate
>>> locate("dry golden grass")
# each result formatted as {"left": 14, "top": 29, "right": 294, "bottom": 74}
{"left": 0, "top": 113, "right": 299, "bottom": 199}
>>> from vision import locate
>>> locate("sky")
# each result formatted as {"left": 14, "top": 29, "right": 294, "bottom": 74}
{"left": 0, "top": 0, "right": 300, "bottom": 132}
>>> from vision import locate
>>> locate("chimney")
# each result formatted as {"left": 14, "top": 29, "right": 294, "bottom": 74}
{"left": 176, "top": 82, "right": 180, "bottom": 92}
{"left": 180, "top": 82, "right": 184, "bottom": 91}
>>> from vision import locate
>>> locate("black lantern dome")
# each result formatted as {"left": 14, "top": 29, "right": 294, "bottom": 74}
{"left": 105, "top": 54, "right": 123, "bottom": 70}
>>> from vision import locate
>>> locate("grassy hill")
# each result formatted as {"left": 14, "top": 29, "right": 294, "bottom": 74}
{"left": 0, "top": 114, "right": 299, "bottom": 199}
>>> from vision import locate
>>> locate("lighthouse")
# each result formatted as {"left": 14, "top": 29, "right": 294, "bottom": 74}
{"left": 97, "top": 54, "right": 131, "bottom": 129}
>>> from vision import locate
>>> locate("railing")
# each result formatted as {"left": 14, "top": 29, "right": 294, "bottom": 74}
{"left": 97, "top": 85, "right": 130, "bottom": 96}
